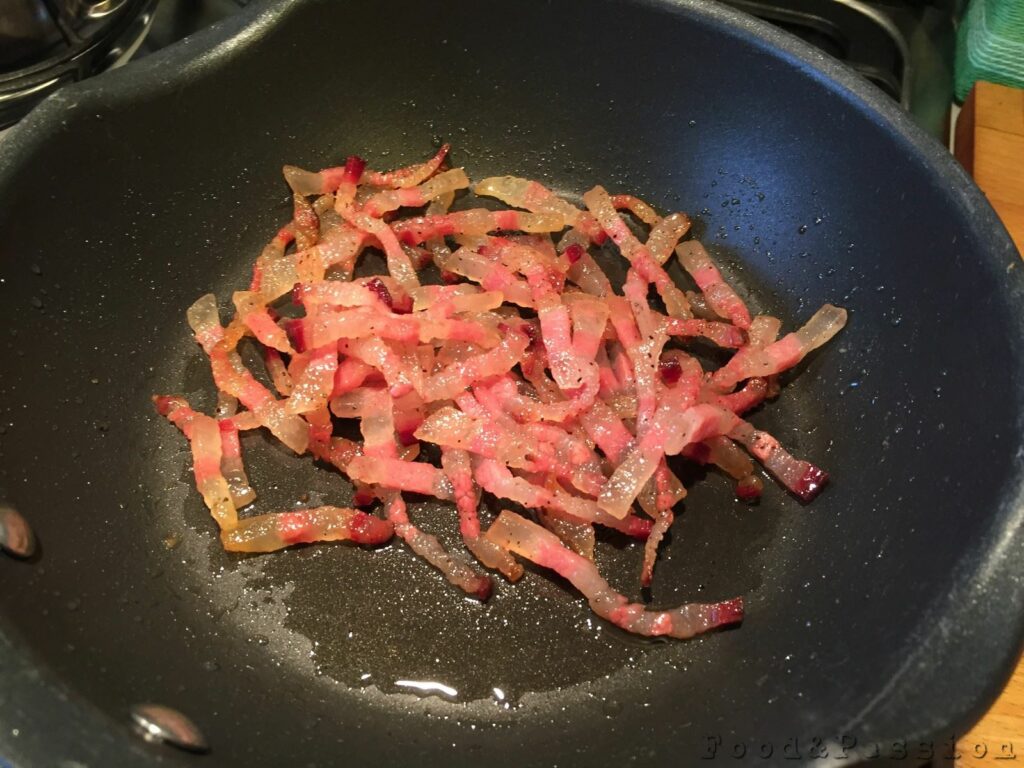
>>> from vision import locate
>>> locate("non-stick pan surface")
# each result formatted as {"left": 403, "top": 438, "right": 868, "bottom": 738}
{"left": 0, "top": 1, "right": 1022, "bottom": 766}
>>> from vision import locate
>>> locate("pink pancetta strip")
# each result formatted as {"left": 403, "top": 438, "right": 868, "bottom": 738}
{"left": 186, "top": 294, "right": 309, "bottom": 454}
{"left": 415, "top": 406, "right": 531, "bottom": 467}
{"left": 337, "top": 203, "right": 420, "bottom": 292}
{"left": 338, "top": 338, "right": 413, "bottom": 396}
{"left": 701, "top": 435, "right": 764, "bottom": 501}
{"left": 283, "top": 155, "right": 366, "bottom": 197}
{"left": 330, "top": 355, "right": 376, "bottom": 397}
{"left": 263, "top": 348, "right": 293, "bottom": 396}
{"left": 583, "top": 185, "right": 692, "bottom": 317}
{"left": 700, "top": 377, "right": 770, "bottom": 415}
{"left": 422, "top": 328, "right": 529, "bottom": 401}
{"left": 291, "top": 192, "right": 320, "bottom": 251}
{"left": 646, "top": 212, "right": 692, "bottom": 264}
{"left": 218, "top": 419, "right": 256, "bottom": 507}
{"left": 674, "top": 241, "right": 752, "bottom": 330}
{"left": 153, "top": 395, "right": 237, "bottom": 530}
{"left": 486, "top": 511, "right": 743, "bottom": 638}
{"left": 641, "top": 460, "right": 679, "bottom": 587}
{"left": 293, "top": 306, "right": 498, "bottom": 350}
{"left": 234, "top": 292, "right": 295, "bottom": 355}
{"left": 286, "top": 344, "right": 338, "bottom": 416}
{"left": 473, "top": 457, "right": 553, "bottom": 508}
{"left": 539, "top": 509, "right": 596, "bottom": 560}
{"left": 474, "top": 176, "right": 606, "bottom": 243}
{"left": 385, "top": 493, "right": 493, "bottom": 600}
{"left": 442, "top": 448, "right": 523, "bottom": 581}
{"left": 362, "top": 168, "right": 469, "bottom": 217}
{"left": 730, "top": 420, "right": 829, "bottom": 501}
{"left": 363, "top": 144, "right": 450, "bottom": 189}
{"left": 711, "top": 304, "right": 847, "bottom": 391}
{"left": 665, "top": 317, "right": 747, "bottom": 348}
{"left": 567, "top": 251, "right": 612, "bottom": 296}
{"left": 221, "top": 506, "right": 393, "bottom": 553}
{"left": 347, "top": 456, "right": 453, "bottom": 500}
{"left": 611, "top": 194, "right": 662, "bottom": 226}
{"left": 392, "top": 209, "right": 564, "bottom": 245}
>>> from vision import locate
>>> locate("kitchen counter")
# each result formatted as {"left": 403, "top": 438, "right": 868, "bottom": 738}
{"left": 954, "top": 80, "right": 1024, "bottom": 764}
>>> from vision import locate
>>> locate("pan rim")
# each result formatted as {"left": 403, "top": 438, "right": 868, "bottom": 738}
{"left": 0, "top": 0, "right": 1022, "bottom": 764}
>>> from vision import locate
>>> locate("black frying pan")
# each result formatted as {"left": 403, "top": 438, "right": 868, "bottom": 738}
{"left": 0, "top": 1, "right": 1022, "bottom": 766}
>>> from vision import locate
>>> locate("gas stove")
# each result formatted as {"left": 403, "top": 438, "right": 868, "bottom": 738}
{"left": 719, "top": 0, "right": 956, "bottom": 139}
{"left": 0, "top": 0, "right": 955, "bottom": 138}
{"left": 0, "top": 0, "right": 157, "bottom": 129}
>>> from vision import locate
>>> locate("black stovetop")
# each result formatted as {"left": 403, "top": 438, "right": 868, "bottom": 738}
{"left": 3, "top": 0, "right": 955, "bottom": 138}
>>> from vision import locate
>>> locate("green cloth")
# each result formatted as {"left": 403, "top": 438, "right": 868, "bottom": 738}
{"left": 955, "top": 0, "right": 1024, "bottom": 100}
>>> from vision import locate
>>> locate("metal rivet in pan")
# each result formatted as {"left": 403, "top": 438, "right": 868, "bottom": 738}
{"left": 0, "top": 506, "right": 36, "bottom": 559}
{"left": 130, "top": 704, "right": 209, "bottom": 754}
{"left": 67, "top": 0, "right": 129, "bottom": 20}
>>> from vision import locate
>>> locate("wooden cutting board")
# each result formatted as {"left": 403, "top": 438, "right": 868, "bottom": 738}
{"left": 954, "top": 80, "right": 1024, "bottom": 764}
